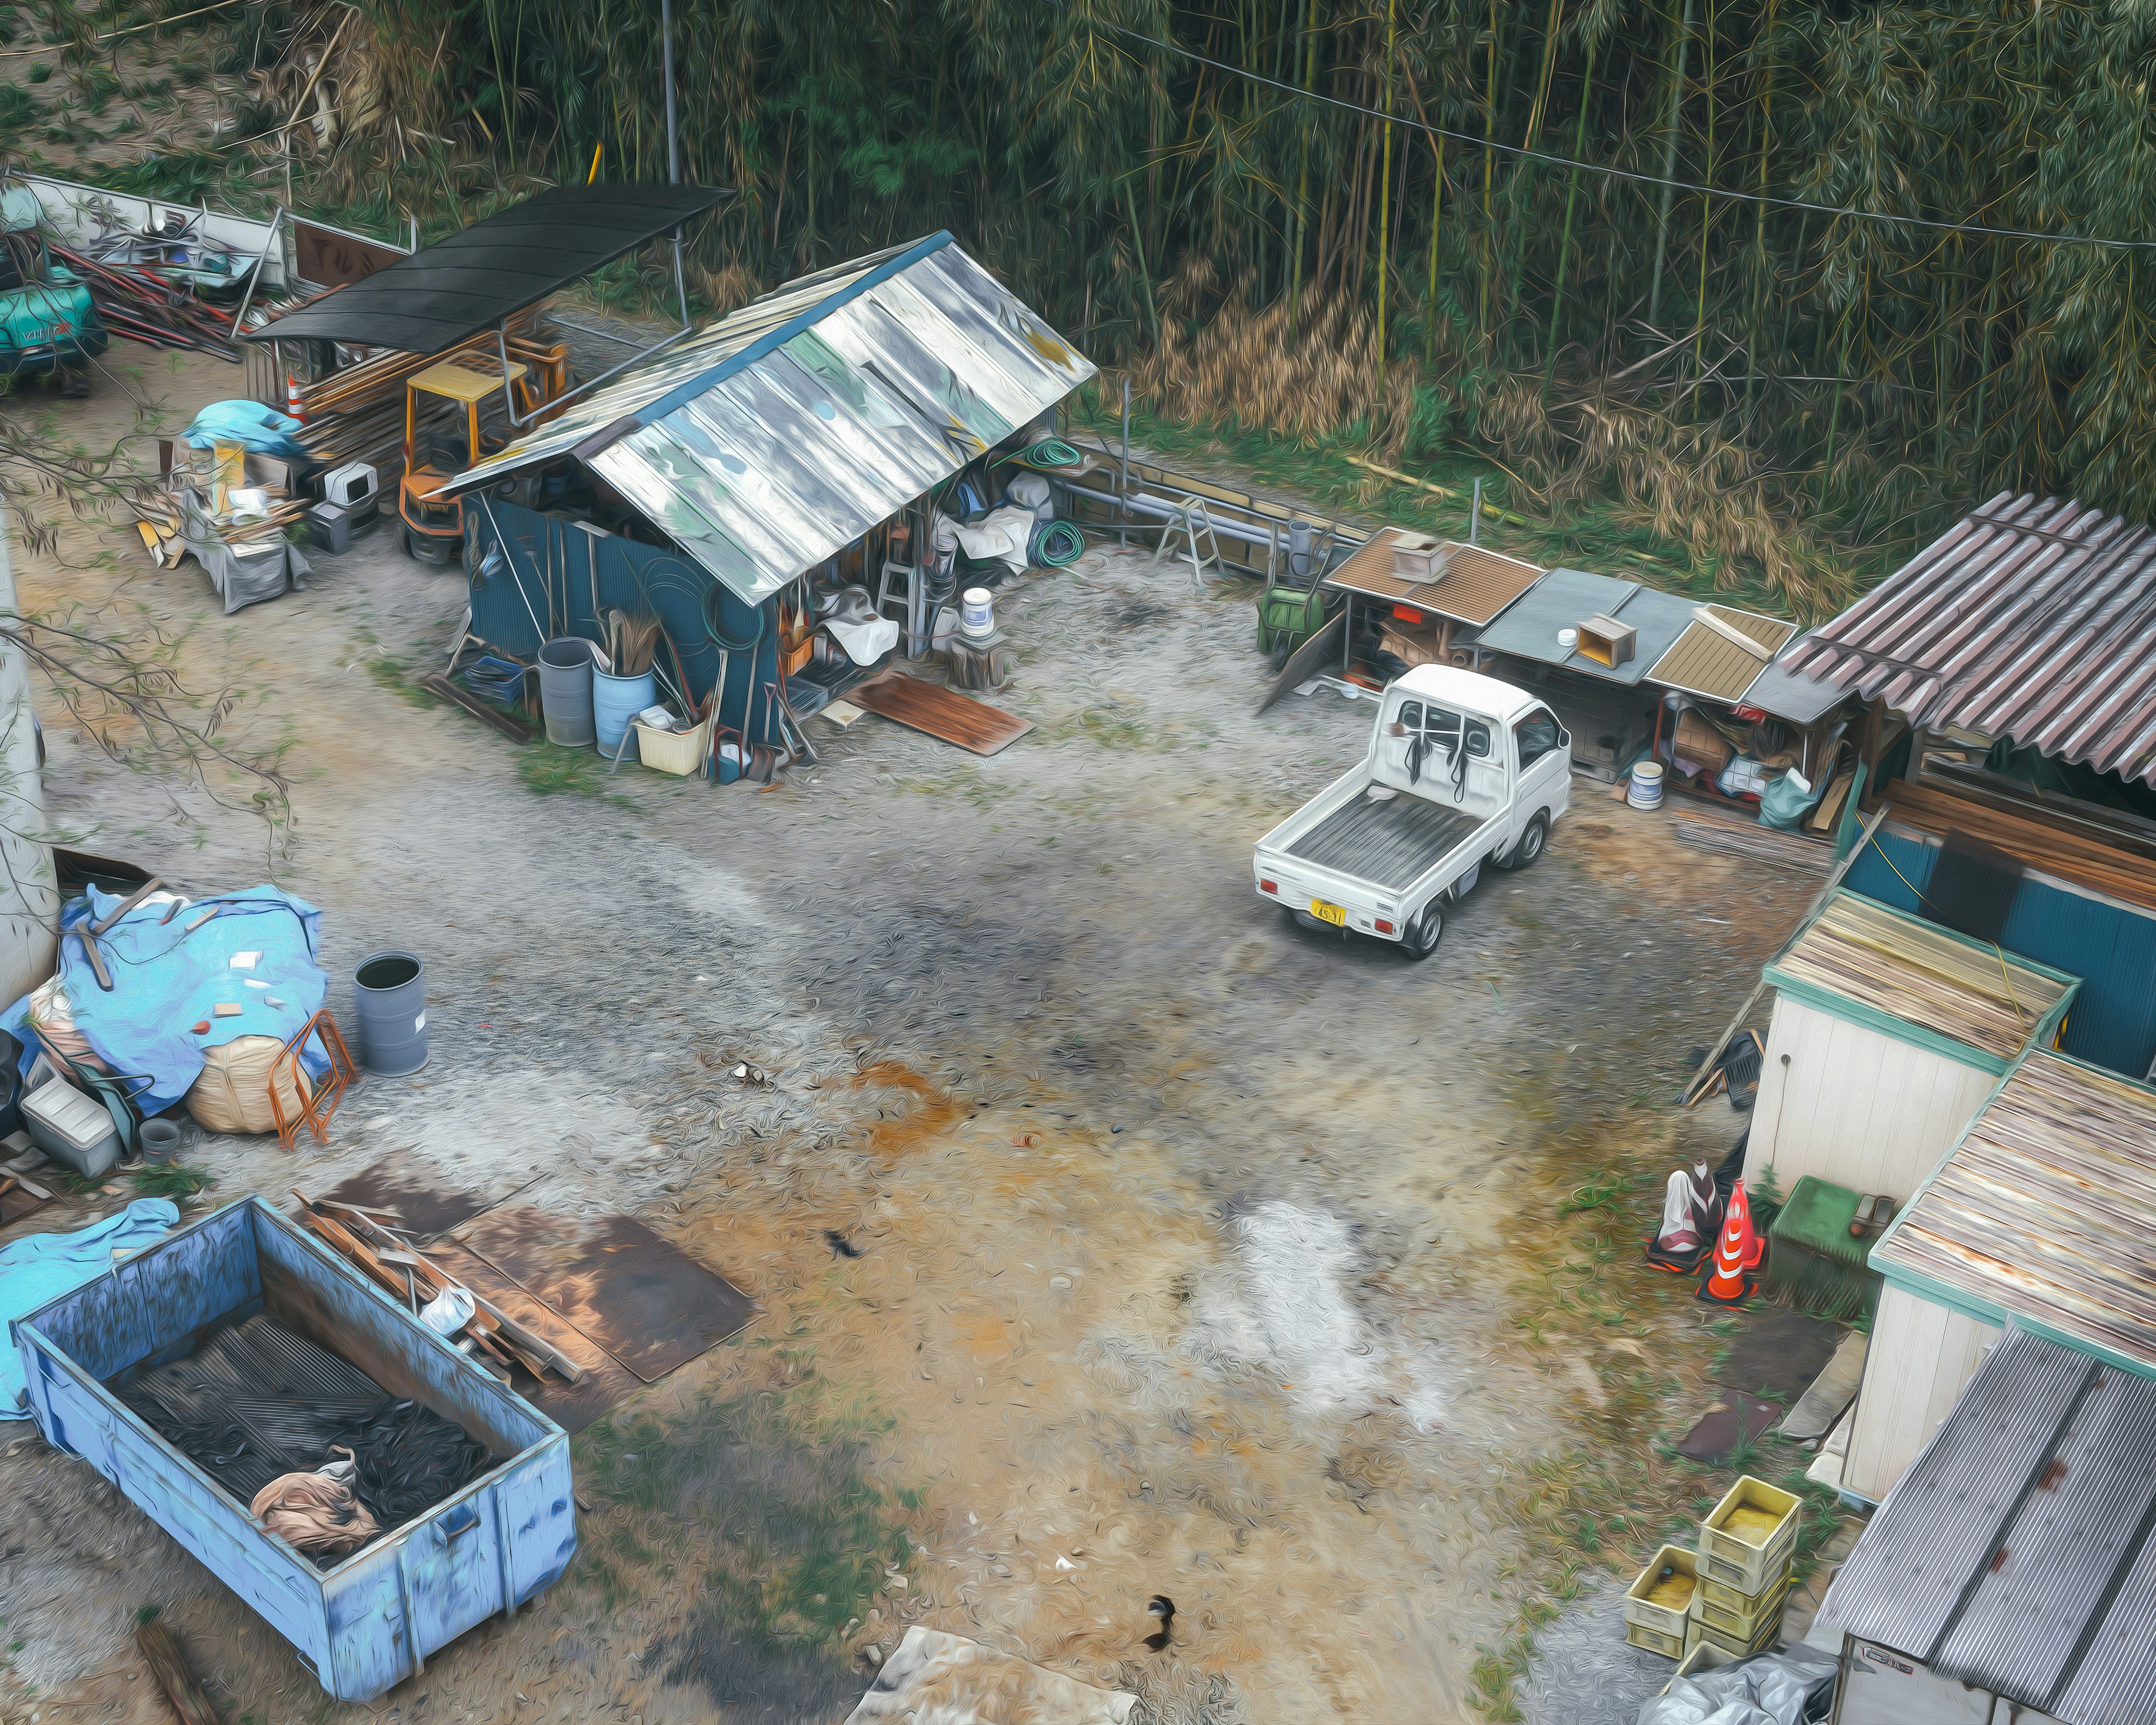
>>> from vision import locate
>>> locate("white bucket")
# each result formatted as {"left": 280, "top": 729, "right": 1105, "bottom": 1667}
{"left": 1628, "top": 759, "right": 1666, "bottom": 810}
{"left": 960, "top": 587, "right": 995, "bottom": 640}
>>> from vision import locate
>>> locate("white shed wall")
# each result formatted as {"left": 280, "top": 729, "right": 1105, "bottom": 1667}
{"left": 1841, "top": 1283, "right": 2000, "bottom": 1504}
{"left": 1743, "top": 995, "right": 2000, "bottom": 1204}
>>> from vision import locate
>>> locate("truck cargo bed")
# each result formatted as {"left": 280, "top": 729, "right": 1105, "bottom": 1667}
{"left": 1285, "top": 790, "right": 1487, "bottom": 890}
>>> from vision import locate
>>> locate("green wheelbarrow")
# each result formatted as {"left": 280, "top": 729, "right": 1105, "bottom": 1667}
{"left": 1257, "top": 518, "right": 1338, "bottom": 666}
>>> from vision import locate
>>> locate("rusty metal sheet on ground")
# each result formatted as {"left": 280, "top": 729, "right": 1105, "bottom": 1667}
{"left": 449, "top": 1207, "right": 752, "bottom": 1383}
{"left": 424, "top": 1242, "right": 641, "bottom": 1434}
{"left": 310, "top": 1152, "right": 516, "bottom": 1242}
{"left": 849, "top": 672, "right": 1032, "bottom": 755}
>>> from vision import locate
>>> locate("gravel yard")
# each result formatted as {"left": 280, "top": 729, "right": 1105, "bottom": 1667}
{"left": 0, "top": 350, "right": 1817, "bottom": 1725}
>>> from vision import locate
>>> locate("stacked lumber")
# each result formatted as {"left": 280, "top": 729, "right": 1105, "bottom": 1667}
{"left": 1885, "top": 778, "right": 2156, "bottom": 914}
{"left": 49, "top": 241, "right": 241, "bottom": 357}
{"left": 1675, "top": 816, "right": 1831, "bottom": 874}
{"left": 293, "top": 312, "right": 546, "bottom": 478}
{"left": 290, "top": 1190, "right": 583, "bottom": 1385}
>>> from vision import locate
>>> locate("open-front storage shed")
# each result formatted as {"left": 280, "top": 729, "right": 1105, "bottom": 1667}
{"left": 1742, "top": 892, "right": 2077, "bottom": 1207}
{"left": 1842, "top": 1049, "right": 2156, "bottom": 1504}
{"left": 11, "top": 1196, "right": 575, "bottom": 1701}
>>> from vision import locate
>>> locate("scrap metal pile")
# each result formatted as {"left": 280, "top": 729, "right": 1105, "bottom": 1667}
{"left": 48, "top": 238, "right": 249, "bottom": 358}
{"left": 116, "top": 1312, "right": 496, "bottom": 1564}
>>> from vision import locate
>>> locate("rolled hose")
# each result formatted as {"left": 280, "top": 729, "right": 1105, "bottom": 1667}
{"left": 995, "top": 437, "right": 1083, "bottom": 471}
{"left": 1030, "top": 519, "right": 1086, "bottom": 567}
{"left": 702, "top": 582, "right": 769, "bottom": 652}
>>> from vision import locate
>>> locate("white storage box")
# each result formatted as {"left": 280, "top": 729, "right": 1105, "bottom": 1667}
{"left": 23, "top": 1073, "right": 121, "bottom": 1177}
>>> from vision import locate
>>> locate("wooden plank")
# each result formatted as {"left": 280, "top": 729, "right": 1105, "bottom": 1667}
{"left": 138, "top": 1617, "right": 220, "bottom": 1725}
{"left": 415, "top": 673, "right": 534, "bottom": 745}
{"left": 848, "top": 672, "right": 1031, "bottom": 756}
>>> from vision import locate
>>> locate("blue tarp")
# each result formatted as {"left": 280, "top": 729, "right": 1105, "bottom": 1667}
{"left": 2, "top": 886, "right": 327, "bottom": 1112}
{"left": 2, "top": 1198, "right": 179, "bottom": 1416}
{"left": 181, "top": 398, "right": 309, "bottom": 457}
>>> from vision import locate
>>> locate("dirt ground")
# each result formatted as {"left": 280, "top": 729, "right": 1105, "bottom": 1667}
{"left": 0, "top": 345, "right": 1819, "bottom": 1725}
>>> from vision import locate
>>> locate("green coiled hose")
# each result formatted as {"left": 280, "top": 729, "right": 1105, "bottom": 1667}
{"left": 1031, "top": 520, "right": 1086, "bottom": 566}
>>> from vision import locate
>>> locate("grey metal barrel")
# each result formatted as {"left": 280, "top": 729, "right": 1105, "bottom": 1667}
{"left": 537, "top": 638, "right": 596, "bottom": 747}
{"left": 352, "top": 951, "right": 428, "bottom": 1076}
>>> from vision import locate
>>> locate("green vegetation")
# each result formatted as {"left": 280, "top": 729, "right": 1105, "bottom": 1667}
{"left": 571, "top": 1343, "right": 917, "bottom": 1710}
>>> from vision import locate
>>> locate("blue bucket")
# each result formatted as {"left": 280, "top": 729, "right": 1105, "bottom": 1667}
{"left": 593, "top": 668, "right": 655, "bottom": 761}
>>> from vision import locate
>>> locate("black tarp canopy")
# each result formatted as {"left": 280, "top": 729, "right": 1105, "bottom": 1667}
{"left": 243, "top": 184, "right": 729, "bottom": 353}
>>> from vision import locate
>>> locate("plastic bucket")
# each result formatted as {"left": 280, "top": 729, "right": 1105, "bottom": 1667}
{"left": 139, "top": 1119, "right": 182, "bottom": 1164}
{"left": 960, "top": 587, "right": 995, "bottom": 639}
{"left": 593, "top": 668, "right": 656, "bottom": 761}
{"left": 538, "top": 638, "right": 597, "bottom": 748}
{"left": 353, "top": 951, "right": 428, "bottom": 1077}
{"left": 1629, "top": 759, "right": 1667, "bottom": 810}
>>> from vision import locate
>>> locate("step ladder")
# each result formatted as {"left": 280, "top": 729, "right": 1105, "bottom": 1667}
{"left": 1151, "top": 495, "right": 1227, "bottom": 585}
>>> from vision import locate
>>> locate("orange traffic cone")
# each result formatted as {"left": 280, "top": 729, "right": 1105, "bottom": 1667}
{"left": 1699, "top": 1178, "right": 1760, "bottom": 1306}
{"left": 286, "top": 372, "right": 307, "bottom": 421}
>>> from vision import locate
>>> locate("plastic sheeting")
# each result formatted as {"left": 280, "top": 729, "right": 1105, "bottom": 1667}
{"left": 182, "top": 399, "right": 309, "bottom": 457}
{"left": 1, "top": 1197, "right": 179, "bottom": 1416}
{"left": 2, "top": 884, "right": 327, "bottom": 1112}
{"left": 1634, "top": 1644, "right": 1839, "bottom": 1725}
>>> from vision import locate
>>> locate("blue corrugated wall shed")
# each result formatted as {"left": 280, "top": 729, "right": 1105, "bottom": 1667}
{"left": 1846, "top": 828, "right": 2156, "bottom": 1079}
{"left": 465, "top": 499, "right": 787, "bottom": 747}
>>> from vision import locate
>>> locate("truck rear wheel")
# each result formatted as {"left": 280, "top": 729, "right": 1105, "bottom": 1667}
{"left": 1404, "top": 903, "right": 1444, "bottom": 959}
{"left": 1495, "top": 813, "right": 1548, "bottom": 871}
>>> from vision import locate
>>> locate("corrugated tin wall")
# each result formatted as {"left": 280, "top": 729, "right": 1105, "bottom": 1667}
{"left": 1846, "top": 829, "right": 2156, "bottom": 1079}
{"left": 467, "top": 501, "right": 788, "bottom": 747}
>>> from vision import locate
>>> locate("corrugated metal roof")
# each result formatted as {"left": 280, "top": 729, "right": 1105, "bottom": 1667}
{"left": 1647, "top": 605, "right": 1800, "bottom": 702}
{"left": 1471, "top": 568, "right": 1697, "bottom": 685}
{"left": 1738, "top": 631, "right": 1853, "bottom": 724}
{"left": 448, "top": 232, "right": 1094, "bottom": 605}
{"left": 1781, "top": 494, "right": 2156, "bottom": 786}
{"left": 1822, "top": 1323, "right": 2156, "bottom": 1718}
{"left": 1323, "top": 535, "right": 1546, "bottom": 626}
{"left": 1769, "top": 892, "right": 2070, "bottom": 1060}
{"left": 1874, "top": 1050, "right": 2156, "bottom": 1370}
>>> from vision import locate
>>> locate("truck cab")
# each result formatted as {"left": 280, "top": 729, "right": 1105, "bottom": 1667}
{"left": 1253, "top": 665, "right": 1570, "bottom": 957}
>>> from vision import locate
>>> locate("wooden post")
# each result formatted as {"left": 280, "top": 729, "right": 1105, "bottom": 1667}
{"left": 137, "top": 1617, "right": 220, "bottom": 1725}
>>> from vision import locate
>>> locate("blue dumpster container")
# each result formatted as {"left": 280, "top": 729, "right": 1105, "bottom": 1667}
{"left": 10, "top": 1195, "right": 576, "bottom": 1701}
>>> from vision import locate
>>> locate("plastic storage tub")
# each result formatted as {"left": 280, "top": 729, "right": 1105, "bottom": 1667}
{"left": 10, "top": 1196, "right": 575, "bottom": 1701}
{"left": 1623, "top": 1545, "right": 1699, "bottom": 1656}
{"left": 22, "top": 1073, "right": 121, "bottom": 1177}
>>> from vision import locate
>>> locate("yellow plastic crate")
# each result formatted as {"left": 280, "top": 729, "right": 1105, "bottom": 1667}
{"left": 1698, "top": 1566, "right": 1791, "bottom": 1618}
{"left": 1625, "top": 1621, "right": 1686, "bottom": 1660}
{"left": 1623, "top": 1546, "right": 1700, "bottom": 1643}
{"left": 1697, "top": 1476, "right": 1800, "bottom": 1593}
{"left": 1683, "top": 1605, "right": 1783, "bottom": 1662}
{"left": 1695, "top": 1572, "right": 1791, "bottom": 1640}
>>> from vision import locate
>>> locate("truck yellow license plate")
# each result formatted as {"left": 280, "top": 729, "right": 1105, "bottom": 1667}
{"left": 1309, "top": 899, "right": 1347, "bottom": 927}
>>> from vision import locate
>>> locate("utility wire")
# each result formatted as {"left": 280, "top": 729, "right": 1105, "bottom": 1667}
{"left": 1100, "top": 21, "right": 2156, "bottom": 253}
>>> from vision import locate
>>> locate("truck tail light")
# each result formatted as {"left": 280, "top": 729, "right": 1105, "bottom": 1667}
{"left": 1259, "top": 879, "right": 1278, "bottom": 894}
{"left": 1374, "top": 919, "right": 1395, "bottom": 935}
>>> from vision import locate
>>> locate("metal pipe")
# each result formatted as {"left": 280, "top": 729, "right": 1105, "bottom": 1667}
{"left": 1469, "top": 477, "right": 1482, "bottom": 545}
{"left": 661, "top": 0, "right": 680, "bottom": 186}
{"left": 229, "top": 204, "right": 282, "bottom": 336}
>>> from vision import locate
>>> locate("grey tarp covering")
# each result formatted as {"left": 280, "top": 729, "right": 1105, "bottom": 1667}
{"left": 1821, "top": 1322, "right": 2156, "bottom": 1723}
{"left": 446, "top": 234, "right": 1094, "bottom": 606}
{"left": 178, "top": 485, "right": 309, "bottom": 612}
{"left": 1634, "top": 1644, "right": 1839, "bottom": 1725}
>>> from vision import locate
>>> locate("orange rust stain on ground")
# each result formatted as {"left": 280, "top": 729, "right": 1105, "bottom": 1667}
{"left": 851, "top": 1061, "right": 967, "bottom": 1162}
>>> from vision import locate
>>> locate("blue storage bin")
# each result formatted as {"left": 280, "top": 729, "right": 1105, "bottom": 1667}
{"left": 10, "top": 1196, "right": 576, "bottom": 1701}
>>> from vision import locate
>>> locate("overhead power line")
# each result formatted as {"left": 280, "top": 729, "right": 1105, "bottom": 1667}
{"left": 1100, "top": 21, "right": 2156, "bottom": 253}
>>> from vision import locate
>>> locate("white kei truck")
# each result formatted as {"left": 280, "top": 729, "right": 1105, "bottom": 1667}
{"left": 1252, "top": 664, "right": 1572, "bottom": 957}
